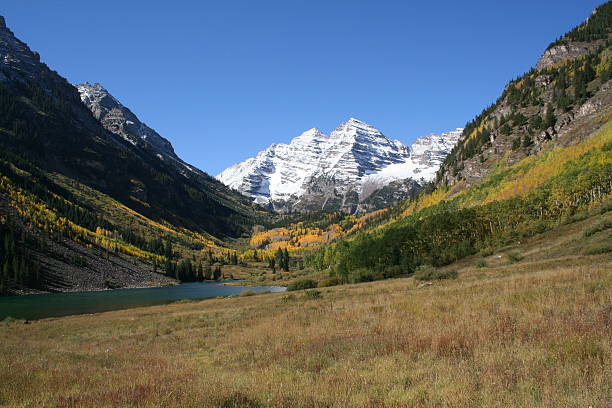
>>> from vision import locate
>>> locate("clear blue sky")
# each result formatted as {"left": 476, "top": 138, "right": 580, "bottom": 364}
{"left": 1, "top": 0, "right": 603, "bottom": 175}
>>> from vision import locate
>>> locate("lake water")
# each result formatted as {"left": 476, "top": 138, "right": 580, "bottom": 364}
{"left": 0, "top": 282, "right": 286, "bottom": 320}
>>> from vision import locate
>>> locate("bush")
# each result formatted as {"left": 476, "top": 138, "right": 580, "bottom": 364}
{"left": 280, "top": 293, "right": 296, "bottom": 302}
{"left": 480, "top": 247, "right": 494, "bottom": 257}
{"left": 105, "top": 280, "right": 121, "bottom": 289}
{"left": 318, "top": 277, "right": 342, "bottom": 288}
{"left": 475, "top": 259, "right": 488, "bottom": 268}
{"left": 287, "top": 279, "right": 317, "bottom": 291}
{"left": 582, "top": 217, "right": 612, "bottom": 237}
{"left": 506, "top": 252, "right": 524, "bottom": 263}
{"left": 414, "top": 266, "right": 458, "bottom": 281}
{"left": 382, "top": 265, "right": 404, "bottom": 278}
{"left": 584, "top": 245, "right": 612, "bottom": 255}
{"left": 239, "top": 290, "right": 256, "bottom": 297}
{"left": 348, "top": 268, "right": 377, "bottom": 284}
{"left": 304, "top": 289, "right": 322, "bottom": 299}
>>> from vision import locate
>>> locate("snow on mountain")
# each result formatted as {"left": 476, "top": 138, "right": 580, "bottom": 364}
{"left": 217, "top": 118, "right": 462, "bottom": 211}
{"left": 77, "top": 82, "right": 213, "bottom": 180}
{"left": 77, "top": 83, "right": 178, "bottom": 157}
{"left": 359, "top": 128, "right": 463, "bottom": 195}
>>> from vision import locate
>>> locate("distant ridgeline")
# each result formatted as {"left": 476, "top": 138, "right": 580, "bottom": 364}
{"left": 303, "top": 3, "right": 612, "bottom": 283}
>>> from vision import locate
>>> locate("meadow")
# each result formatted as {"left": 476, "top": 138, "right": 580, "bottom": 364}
{"left": 0, "top": 211, "right": 610, "bottom": 407}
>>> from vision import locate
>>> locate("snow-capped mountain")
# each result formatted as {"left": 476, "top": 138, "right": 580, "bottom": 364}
{"left": 217, "top": 118, "right": 462, "bottom": 213}
{"left": 359, "top": 128, "right": 462, "bottom": 193}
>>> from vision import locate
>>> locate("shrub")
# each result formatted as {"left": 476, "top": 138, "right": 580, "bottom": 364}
{"left": 382, "top": 265, "right": 404, "bottom": 278}
{"left": 318, "top": 277, "right": 342, "bottom": 288}
{"left": 105, "top": 280, "right": 121, "bottom": 289}
{"left": 1, "top": 316, "right": 23, "bottom": 325}
{"left": 506, "top": 252, "right": 524, "bottom": 263}
{"left": 173, "top": 298, "right": 194, "bottom": 304}
{"left": 304, "top": 289, "right": 322, "bottom": 299}
{"left": 584, "top": 245, "right": 612, "bottom": 255}
{"left": 561, "top": 213, "right": 589, "bottom": 225}
{"left": 239, "top": 290, "right": 256, "bottom": 297}
{"left": 480, "top": 247, "right": 494, "bottom": 257}
{"left": 475, "top": 259, "right": 488, "bottom": 268}
{"left": 414, "top": 266, "right": 458, "bottom": 281}
{"left": 582, "top": 217, "right": 612, "bottom": 237}
{"left": 599, "top": 200, "right": 612, "bottom": 214}
{"left": 280, "top": 293, "right": 296, "bottom": 302}
{"left": 287, "top": 279, "right": 317, "bottom": 291}
{"left": 348, "top": 268, "right": 377, "bottom": 284}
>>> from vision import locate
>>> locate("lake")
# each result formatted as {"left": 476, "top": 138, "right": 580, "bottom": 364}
{"left": 0, "top": 282, "right": 286, "bottom": 320}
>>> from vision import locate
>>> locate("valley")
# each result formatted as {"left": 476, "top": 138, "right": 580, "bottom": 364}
{"left": 0, "top": 2, "right": 611, "bottom": 407}
{"left": 0, "top": 203, "right": 609, "bottom": 406}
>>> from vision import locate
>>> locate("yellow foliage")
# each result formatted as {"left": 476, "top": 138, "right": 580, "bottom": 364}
{"left": 482, "top": 120, "right": 612, "bottom": 204}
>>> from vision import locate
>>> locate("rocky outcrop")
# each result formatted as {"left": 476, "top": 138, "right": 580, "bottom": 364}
{"left": 536, "top": 43, "right": 595, "bottom": 71}
{"left": 0, "top": 17, "right": 44, "bottom": 80}
{"left": 77, "top": 83, "right": 177, "bottom": 158}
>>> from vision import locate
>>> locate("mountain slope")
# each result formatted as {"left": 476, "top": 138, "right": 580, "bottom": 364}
{"left": 436, "top": 2, "right": 612, "bottom": 191}
{"left": 300, "top": 2, "right": 612, "bottom": 282}
{"left": 218, "top": 118, "right": 461, "bottom": 213}
{"left": 0, "top": 16, "right": 260, "bottom": 237}
{"left": 76, "top": 83, "right": 178, "bottom": 159}
{"left": 0, "top": 16, "right": 265, "bottom": 294}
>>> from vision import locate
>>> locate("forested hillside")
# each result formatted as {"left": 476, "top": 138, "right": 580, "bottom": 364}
{"left": 437, "top": 1, "right": 612, "bottom": 188}
{"left": 301, "top": 3, "right": 612, "bottom": 285}
{"left": 0, "top": 16, "right": 268, "bottom": 294}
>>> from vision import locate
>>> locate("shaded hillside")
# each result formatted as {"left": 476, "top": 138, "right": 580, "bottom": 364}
{"left": 0, "top": 16, "right": 267, "bottom": 294}
{"left": 0, "top": 15, "right": 260, "bottom": 238}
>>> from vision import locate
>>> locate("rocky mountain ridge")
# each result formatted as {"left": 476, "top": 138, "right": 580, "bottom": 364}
{"left": 436, "top": 3, "right": 612, "bottom": 190}
{"left": 76, "top": 82, "right": 209, "bottom": 180}
{"left": 0, "top": 15, "right": 264, "bottom": 293}
{"left": 217, "top": 119, "right": 461, "bottom": 213}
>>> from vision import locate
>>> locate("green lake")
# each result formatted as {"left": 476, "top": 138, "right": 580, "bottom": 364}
{"left": 0, "top": 282, "right": 286, "bottom": 320}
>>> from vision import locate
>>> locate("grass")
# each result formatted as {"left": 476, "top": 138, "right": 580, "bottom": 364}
{"left": 0, "top": 214, "right": 610, "bottom": 407}
{"left": 414, "top": 266, "right": 458, "bottom": 281}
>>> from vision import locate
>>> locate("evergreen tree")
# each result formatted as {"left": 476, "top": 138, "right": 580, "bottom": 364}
{"left": 203, "top": 263, "right": 212, "bottom": 280}
{"left": 543, "top": 104, "right": 556, "bottom": 129}
{"left": 213, "top": 265, "right": 222, "bottom": 280}
{"left": 269, "top": 257, "right": 276, "bottom": 273}
{"left": 282, "top": 248, "right": 290, "bottom": 272}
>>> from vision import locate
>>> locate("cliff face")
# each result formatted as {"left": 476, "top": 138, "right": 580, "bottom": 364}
{"left": 77, "top": 83, "right": 177, "bottom": 158}
{"left": 436, "top": 3, "right": 612, "bottom": 191}
{"left": 535, "top": 42, "right": 604, "bottom": 71}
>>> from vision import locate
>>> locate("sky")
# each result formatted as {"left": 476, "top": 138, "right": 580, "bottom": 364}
{"left": 1, "top": 0, "right": 603, "bottom": 175}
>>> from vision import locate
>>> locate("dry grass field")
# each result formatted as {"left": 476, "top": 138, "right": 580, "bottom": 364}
{"left": 0, "top": 214, "right": 610, "bottom": 407}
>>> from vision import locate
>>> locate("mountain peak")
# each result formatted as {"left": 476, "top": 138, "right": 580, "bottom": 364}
{"left": 76, "top": 82, "right": 178, "bottom": 158}
{"left": 302, "top": 127, "right": 324, "bottom": 137}
{"left": 218, "top": 119, "right": 461, "bottom": 213}
{"left": 347, "top": 117, "right": 366, "bottom": 124}
{"left": 332, "top": 117, "right": 383, "bottom": 139}
{"left": 77, "top": 82, "right": 114, "bottom": 104}
{"left": 344, "top": 117, "right": 375, "bottom": 129}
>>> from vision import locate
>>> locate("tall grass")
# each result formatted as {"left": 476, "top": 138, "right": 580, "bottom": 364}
{"left": 0, "top": 215, "right": 610, "bottom": 407}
